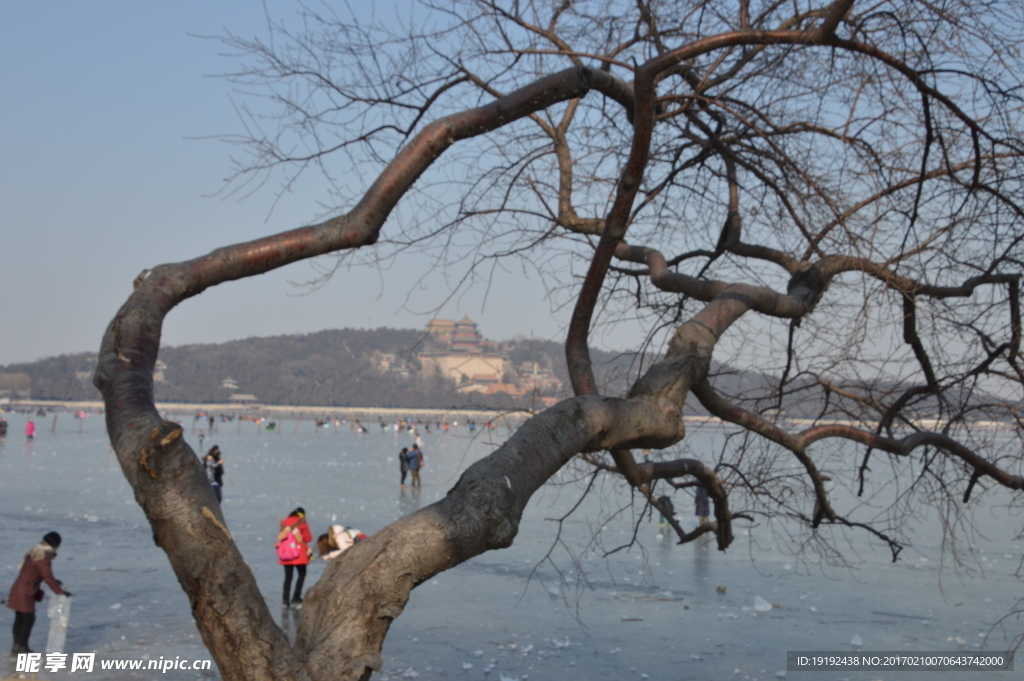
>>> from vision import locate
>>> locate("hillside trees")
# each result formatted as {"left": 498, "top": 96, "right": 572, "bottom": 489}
{"left": 94, "top": 0, "right": 1024, "bottom": 678}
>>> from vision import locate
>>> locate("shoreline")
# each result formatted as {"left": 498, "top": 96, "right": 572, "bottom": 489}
{"left": 3, "top": 398, "right": 538, "bottom": 423}
{"left": 3, "top": 398, "right": 1016, "bottom": 431}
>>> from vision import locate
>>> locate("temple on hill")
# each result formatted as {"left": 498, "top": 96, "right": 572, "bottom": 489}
{"left": 426, "top": 315, "right": 492, "bottom": 350}
{"left": 450, "top": 315, "right": 483, "bottom": 350}
{"left": 420, "top": 316, "right": 507, "bottom": 385}
{"left": 425, "top": 318, "right": 455, "bottom": 344}
{"left": 408, "top": 317, "right": 561, "bottom": 403}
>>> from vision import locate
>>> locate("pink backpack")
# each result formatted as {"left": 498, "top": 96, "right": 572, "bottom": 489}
{"left": 276, "top": 527, "right": 301, "bottom": 561}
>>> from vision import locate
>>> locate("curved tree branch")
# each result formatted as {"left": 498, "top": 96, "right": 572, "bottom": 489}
{"left": 92, "top": 8, "right": 1024, "bottom": 678}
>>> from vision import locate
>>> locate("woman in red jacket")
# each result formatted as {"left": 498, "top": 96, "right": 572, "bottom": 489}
{"left": 277, "top": 508, "right": 312, "bottom": 607}
{"left": 7, "top": 532, "right": 70, "bottom": 655}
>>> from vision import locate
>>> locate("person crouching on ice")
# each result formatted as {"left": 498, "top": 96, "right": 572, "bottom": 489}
{"left": 317, "top": 525, "right": 367, "bottom": 560}
{"left": 7, "top": 531, "right": 71, "bottom": 655}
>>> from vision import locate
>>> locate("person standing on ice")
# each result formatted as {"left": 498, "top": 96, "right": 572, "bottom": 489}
{"left": 406, "top": 444, "right": 424, "bottom": 488}
{"left": 399, "top": 447, "right": 410, "bottom": 487}
{"left": 6, "top": 531, "right": 70, "bottom": 655}
{"left": 204, "top": 446, "right": 225, "bottom": 503}
{"left": 656, "top": 495, "right": 675, "bottom": 531}
{"left": 24, "top": 418, "right": 34, "bottom": 441}
{"left": 277, "top": 508, "right": 312, "bottom": 607}
{"left": 694, "top": 485, "right": 710, "bottom": 526}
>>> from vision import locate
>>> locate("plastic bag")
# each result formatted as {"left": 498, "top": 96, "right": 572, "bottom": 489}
{"left": 46, "top": 594, "right": 71, "bottom": 653}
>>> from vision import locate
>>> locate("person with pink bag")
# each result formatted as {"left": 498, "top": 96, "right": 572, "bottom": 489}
{"left": 276, "top": 508, "right": 312, "bottom": 607}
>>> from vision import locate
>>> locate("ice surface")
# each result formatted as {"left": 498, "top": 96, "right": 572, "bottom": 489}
{"left": 0, "top": 412, "right": 1021, "bottom": 681}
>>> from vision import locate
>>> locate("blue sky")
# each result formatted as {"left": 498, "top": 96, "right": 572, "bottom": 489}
{"left": 0, "top": 2, "right": 590, "bottom": 366}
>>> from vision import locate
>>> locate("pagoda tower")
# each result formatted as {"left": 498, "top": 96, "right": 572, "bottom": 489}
{"left": 450, "top": 315, "right": 482, "bottom": 351}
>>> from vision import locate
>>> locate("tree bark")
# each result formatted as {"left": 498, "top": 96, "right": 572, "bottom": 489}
{"left": 90, "top": 9, "right": 1024, "bottom": 677}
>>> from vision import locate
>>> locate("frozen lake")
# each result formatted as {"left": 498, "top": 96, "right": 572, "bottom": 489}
{"left": 1, "top": 409, "right": 1021, "bottom": 680}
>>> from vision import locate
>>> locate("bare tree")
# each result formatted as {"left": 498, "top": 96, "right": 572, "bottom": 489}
{"left": 95, "top": 0, "right": 1024, "bottom": 678}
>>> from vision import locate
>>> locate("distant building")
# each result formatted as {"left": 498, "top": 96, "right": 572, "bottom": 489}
{"left": 221, "top": 377, "right": 240, "bottom": 391}
{"left": 377, "top": 353, "right": 410, "bottom": 373}
{"left": 516, "top": 361, "right": 562, "bottom": 393}
{"left": 450, "top": 315, "right": 483, "bottom": 351}
{"left": 153, "top": 360, "right": 168, "bottom": 383}
{"left": 420, "top": 315, "right": 507, "bottom": 384}
{"left": 420, "top": 352, "right": 509, "bottom": 384}
{"left": 456, "top": 381, "right": 523, "bottom": 397}
{"left": 416, "top": 317, "right": 565, "bottom": 401}
{"left": 425, "top": 319, "right": 456, "bottom": 344}
{"left": 381, "top": 316, "right": 560, "bottom": 403}
{"left": 228, "top": 393, "right": 259, "bottom": 404}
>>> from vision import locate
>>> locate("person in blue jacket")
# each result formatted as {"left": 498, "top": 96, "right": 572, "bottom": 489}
{"left": 406, "top": 445, "right": 424, "bottom": 488}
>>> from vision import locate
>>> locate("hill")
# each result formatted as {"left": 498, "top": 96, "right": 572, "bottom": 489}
{"left": 0, "top": 327, "right": 653, "bottom": 410}
{"left": 7, "top": 327, "right": 991, "bottom": 423}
